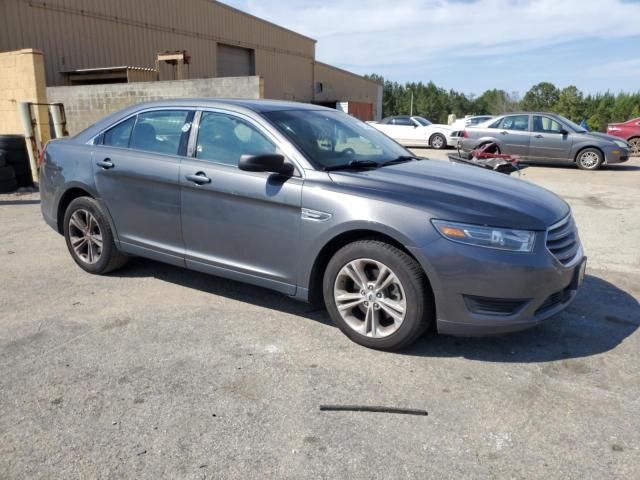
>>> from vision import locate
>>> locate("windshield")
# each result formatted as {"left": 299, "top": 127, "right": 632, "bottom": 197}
{"left": 264, "top": 110, "right": 412, "bottom": 170}
{"left": 413, "top": 116, "right": 432, "bottom": 126}
{"left": 556, "top": 115, "right": 587, "bottom": 133}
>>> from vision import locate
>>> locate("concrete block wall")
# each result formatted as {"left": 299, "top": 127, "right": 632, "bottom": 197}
{"left": 47, "top": 76, "right": 264, "bottom": 135}
{"left": 0, "top": 49, "right": 51, "bottom": 141}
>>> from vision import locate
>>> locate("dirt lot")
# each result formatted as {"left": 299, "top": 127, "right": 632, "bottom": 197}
{"left": 1, "top": 153, "right": 639, "bottom": 479}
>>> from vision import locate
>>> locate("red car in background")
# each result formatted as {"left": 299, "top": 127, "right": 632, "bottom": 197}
{"left": 607, "top": 118, "right": 640, "bottom": 156}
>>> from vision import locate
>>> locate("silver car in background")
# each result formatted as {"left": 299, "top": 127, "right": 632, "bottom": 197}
{"left": 460, "top": 112, "right": 630, "bottom": 170}
{"left": 40, "top": 100, "right": 586, "bottom": 351}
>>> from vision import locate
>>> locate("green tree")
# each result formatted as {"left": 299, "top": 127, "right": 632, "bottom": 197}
{"left": 521, "top": 82, "right": 560, "bottom": 111}
{"left": 554, "top": 86, "right": 584, "bottom": 122}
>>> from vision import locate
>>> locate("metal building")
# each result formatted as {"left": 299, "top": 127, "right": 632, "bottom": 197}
{"left": 0, "top": 0, "right": 382, "bottom": 118}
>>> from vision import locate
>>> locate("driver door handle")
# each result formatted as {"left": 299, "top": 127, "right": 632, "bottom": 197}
{"left": 185, "top": 172, "right": 211, "bottom": 185}
{"left": 534, "top": 134, "right": 544, "bottom": 138}
{"left": 96, "top": 158, "right": 114, "bottom": 169}
{"left": 500, "top": 131, "right": 508, "bottom": 135}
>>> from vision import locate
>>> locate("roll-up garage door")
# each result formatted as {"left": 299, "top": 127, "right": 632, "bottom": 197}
{"left": 217, "top": 44, "right": 255, "bottom": 77}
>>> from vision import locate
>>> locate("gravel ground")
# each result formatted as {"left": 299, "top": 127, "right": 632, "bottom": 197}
{"left": 1, "top": 153, "right": 639, "bottom": 479}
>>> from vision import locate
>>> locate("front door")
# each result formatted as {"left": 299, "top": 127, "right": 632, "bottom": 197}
{"left": 93, "top": 109, "right": 193, "bottom": 265}
{"left": 529, "top": 115, "right": 573, "bottom": 163}
{"left": 494, "top": 114, "right": 531, "bottom": 157}
{"left": 180, "top": 110, "right": 302, "bottom": 294}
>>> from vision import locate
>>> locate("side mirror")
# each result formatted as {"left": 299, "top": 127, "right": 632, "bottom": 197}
{"left": 238, "top": 153, "right": 294, "bottom": 176}
{"left": 560, "top": 129, "right": 569, "bottom": 135}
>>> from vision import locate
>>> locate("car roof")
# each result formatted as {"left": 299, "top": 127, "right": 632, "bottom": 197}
{"left": 122, "top": 98, "right": 333, "bottom": 113}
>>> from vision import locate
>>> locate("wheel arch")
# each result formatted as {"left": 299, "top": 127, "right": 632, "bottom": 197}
{"left": 574, "top": 145, "right": 604, "bottom": 164}
{"left": 56, "top": 187, "right": 95, "bottom": 234}
{"left": 306, "top": 228, "right": 434, "bottom": 307}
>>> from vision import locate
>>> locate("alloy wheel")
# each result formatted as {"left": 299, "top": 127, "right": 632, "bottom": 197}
{"left": 431, "top": 135, "right": 445, "bottom": 149}
{"left": 68, "top": 209, "right": 103, "bottom": 264}
{"left": 333, "top": 258, "right": 407, "bottom": 338}
{"left": 579, "top": 151, "right": 600, "bottom": 169}
{"left": 629, "top": 138, "right": 640, "bottom": 156}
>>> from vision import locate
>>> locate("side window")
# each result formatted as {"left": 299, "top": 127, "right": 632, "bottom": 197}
{"left": 103, "top": 117, "right": 135, "bottom": 147}
{"left": 533, "top": 116, "right": 563, "bottom": 133}
{"left": 196, "top": 112, "right": 277, "bottom": 166}
{"left": 488, "top": 118, "right": 502, "bottom": 128}
{"left": 393, "top": 117, "right": 412, "bottom": 126}
{"left": 129, "top": 110, "right": 191, "bottom": 155}
{"left": 500, "top": 115, "right": 529, "bottom": 131}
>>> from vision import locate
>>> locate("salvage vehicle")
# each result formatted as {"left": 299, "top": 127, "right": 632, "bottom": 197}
{"left": 40, "top": 100, "right": 586, "bottom": 350}
{"left": 607, "top": 117, "right": 640, "bottom": 156}
{"left": 460, "top": 112, "right": 629, "bottom": 170}
{"left": 367, "top": 115, "right": 455, "bottom": 149}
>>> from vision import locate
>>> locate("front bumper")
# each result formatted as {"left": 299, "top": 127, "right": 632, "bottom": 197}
{"left": 604, "top": 145, "right": 629, "bottom": 164}
{"left": 408, "top": 234, "right": 585, "bottom": 336}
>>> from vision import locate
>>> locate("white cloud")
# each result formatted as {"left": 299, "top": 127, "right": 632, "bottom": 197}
{"left": 232, "top": 0, "right": 640, "bottom": 68}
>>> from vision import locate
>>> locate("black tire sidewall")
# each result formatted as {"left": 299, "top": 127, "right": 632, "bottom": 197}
{"left": 63, "top": 197, "right": 117, "bottom": 274}
{"left": 323, "top": 241, "right": 430, "bottom": 350}
{"left": 577, "top": 148, "right": 603, "bottom": 170}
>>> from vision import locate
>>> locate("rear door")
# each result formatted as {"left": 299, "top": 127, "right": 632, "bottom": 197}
{"left": 94, "top": 109, "right": 193, "bottom": 265}
{"left": 179, "top": 110, "right": 303, "bottom": 294}
{"left": 529, "top": 115, "right": 573, "bottom": 163}
{"left": 493, "top": 114, "right": 531, "bottom": 157}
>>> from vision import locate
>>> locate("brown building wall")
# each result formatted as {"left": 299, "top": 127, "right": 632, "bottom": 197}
{"left": 0, "top": 0, "right": 316, "bottom": 96}
{"left": 314, "top": 62, "right": 383, "bottom": 119}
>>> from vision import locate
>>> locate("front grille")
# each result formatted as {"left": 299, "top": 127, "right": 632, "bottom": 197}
{"left": 546, "top": 215, "right": 580, "bottom": 266}
{"left": 463, "top": 295, "right": 528, "bottom": 316}
{"left": 535, "top": 286, "right": 572, "bottom": 315}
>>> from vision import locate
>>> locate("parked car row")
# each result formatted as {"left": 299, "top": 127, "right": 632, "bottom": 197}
{"left": 459, "top": 113, "right": 630, "bottom": 170}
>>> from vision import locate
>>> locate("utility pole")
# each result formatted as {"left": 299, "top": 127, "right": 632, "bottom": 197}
{"left": 410, "top": 90, "right": 414, "bottom": 117}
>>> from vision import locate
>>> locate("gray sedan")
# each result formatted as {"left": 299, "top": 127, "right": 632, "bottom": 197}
{"left": 40, "top": 100, "right": 586, "bottom": 350}
{"left": 460, "top": 112, "right": 630, "bottom": 170}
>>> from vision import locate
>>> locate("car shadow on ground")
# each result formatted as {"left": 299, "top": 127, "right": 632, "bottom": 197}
{"left": 116, "top": 261, "right": 638, "bottom": 363}
{"left": 403, "top": 274, "right": 639, "bottom": 363}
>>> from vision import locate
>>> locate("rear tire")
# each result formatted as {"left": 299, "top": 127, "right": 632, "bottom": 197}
{"left": 576, "top": 148, "right": 603, "bottom": 170}
{"left": 63, "top": 197, "right": 128, "bottom": 274}
{"left": 429, "top": 133, "right": 447, "bottom": 150}
{"left": 323, "top": 240, "right": 433, "bottom": 351}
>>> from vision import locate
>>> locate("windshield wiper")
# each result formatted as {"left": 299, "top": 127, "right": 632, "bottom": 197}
{"left": 324, "top": 160, "right": 380, "bottom": 171}
{"left": 379, "top": 155, "right": 420, "bottom": 167}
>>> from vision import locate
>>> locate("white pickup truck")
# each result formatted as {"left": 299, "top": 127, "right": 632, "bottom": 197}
{"left": 366, "top": 115, "right": 456, "bottom": 149}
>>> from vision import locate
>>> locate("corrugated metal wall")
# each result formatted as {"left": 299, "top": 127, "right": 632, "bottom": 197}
{"left": 314, "top": 62, "right": 382, "bottom": 118}
{"left": 0, "top": 0, "right": 316, "bottom": 99}
{"left": 0, "top": 0, "right": 380, "bottom": 106}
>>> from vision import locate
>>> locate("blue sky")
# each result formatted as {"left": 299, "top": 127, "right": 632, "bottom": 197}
{"left": 219, "top": 0, "right": 640, "bottom": 96}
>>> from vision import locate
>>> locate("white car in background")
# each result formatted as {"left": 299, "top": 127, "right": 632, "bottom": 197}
{"left": 450, "top": 115, "right": 496, "bottom": 144}
{"left": 367, "top": 115, "right": 456, "bottom": 149}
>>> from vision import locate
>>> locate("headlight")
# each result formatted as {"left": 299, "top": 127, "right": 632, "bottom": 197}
{"left": 431, "top": 219, "right": 536, "bottom": 252}
{"left": 613, "top": 139, "right": 628, "bottom": 149}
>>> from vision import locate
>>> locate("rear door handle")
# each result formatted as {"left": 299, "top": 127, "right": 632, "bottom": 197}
{"left": 500, "top": 131, "right": 508, "bottom": 135}
{"left": 185, "top": 172, "right": 211, "bottom": 185}
{"left": 534, "top": 134, "right": 544, "bottom": 138}
{"left": 96, "top": 158, "right": 114, "bottom": 169}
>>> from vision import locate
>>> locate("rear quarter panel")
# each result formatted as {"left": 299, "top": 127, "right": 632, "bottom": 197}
{"left": 40, "top": 139, "right": 98, "bottom": 231}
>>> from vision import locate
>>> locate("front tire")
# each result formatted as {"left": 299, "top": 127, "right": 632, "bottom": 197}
{"left": 576, "top": 148, "right": 603, "bottom": 170}
{"left": 429, "top": 133, "right": 447, "bottom": 150}
{"left": 63, "top": 197, "right": 127, "bottom": 274}
{"left": 628, "top": 137, "right": 640, "bottom": 157}
{"left": 323, "top": 240, "right": 433, "bottom": 351}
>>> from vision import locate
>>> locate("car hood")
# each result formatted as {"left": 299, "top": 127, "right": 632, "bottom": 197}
{"left": 328, "top": 160, "right": 570, "bottom": 230}
{"left": 583, "top": 131, "right": 624, "bottom": 144}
